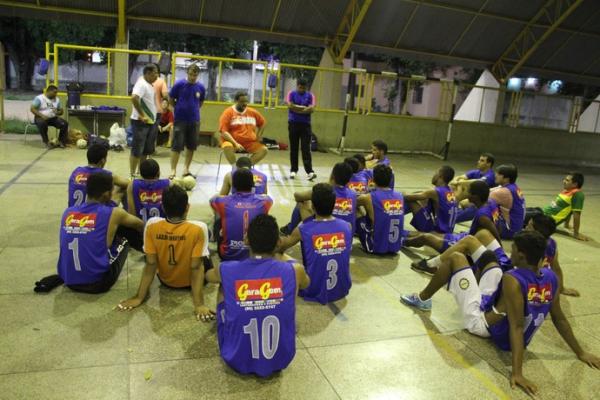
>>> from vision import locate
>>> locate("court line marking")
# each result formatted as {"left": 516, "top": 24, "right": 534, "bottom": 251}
{"left": 0, "top": 149, "right": 49, "bottom": 197}
{"left": 350, "top": 263, "right": 511, "bottom": 399}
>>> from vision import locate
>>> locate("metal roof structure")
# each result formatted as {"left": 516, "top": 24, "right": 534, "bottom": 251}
{"left": 1, "top": 0, "right": 600, "bottom": 84}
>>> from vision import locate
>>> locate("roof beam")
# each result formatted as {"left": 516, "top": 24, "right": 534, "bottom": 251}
{"left": 491, "top": 0, "right": 584, "bottom": 82}
{"left": 328, "top": 0, "right": 373, "bottom": 64}
{"left": 270, "top": 0, "right": 281, "bottom": 32}
{"left": 447, "top": 0, "right": 490, "bottom": 56}
{"left": 394, "top": 3, "right": 419, "bottom": 48}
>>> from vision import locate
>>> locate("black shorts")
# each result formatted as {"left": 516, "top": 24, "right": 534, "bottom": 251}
{"left": 130, "top": 119, "right": 157, "bottom": 157}
{"left": 172, "top": 121, "right": 199, "bottom": 152}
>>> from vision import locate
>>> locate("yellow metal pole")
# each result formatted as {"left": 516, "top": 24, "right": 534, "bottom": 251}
{"left": 53, "top": 43, "right": 59, "bottom": 86}
{"left": 45, "top": 41, "right": 50, "bottom": 89}
{"left": 367, "top": 74, "right": 375, "bottom": 113}
{"left": 217, "top": 61, "right": 223, "bottom": 101}
{"left": 317, "top": 70, "right": 322, "bottom": 110}
{"left": 106, "top": 52, "right": 111, "bottom": 95}
{"left": 355, "top": 73, "right": 363, "bottom": 113}
{"left": 170, "top": 53, "right": 176, "bottom": 86}
{"left": 117, "top": 0, "right": 126, "bottom": 44}
{"left": 274, "top": 67, "right": 281, "bottom": 107}
{"left": 261, "top": 64, "right": 267, "bottom": 106}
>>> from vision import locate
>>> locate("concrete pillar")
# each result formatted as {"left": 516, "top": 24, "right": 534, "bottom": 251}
{"left": 313, "top": 49, "right": 343, "bottom": 109}
{"left": 113, "top": 32, "right": 130, "bottom": 96}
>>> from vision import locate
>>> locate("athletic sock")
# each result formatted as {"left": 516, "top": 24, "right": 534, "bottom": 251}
{"left": 485, "top": 240, "right": 501, "bottom": 252}
{"left": 426, "top": 256, "right": 442, "bottom": 268}
{"left": 471, "top": 245, "right": 487, "bottom": 262}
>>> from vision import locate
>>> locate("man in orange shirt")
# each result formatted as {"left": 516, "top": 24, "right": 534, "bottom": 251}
{"left": 117, "top": 185, "right": 215, "bottom": 321}
{"left": 219, "top": 91, "right": 268, "bottom": 165}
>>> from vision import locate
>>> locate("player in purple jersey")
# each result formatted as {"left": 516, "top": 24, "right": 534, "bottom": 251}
{"left": 491, "top": 164, "right": 526, "bottom": 239}
{"left": 451, "top": 152, "right": 496, "bottom": 223}
{"left": 405, "top": 180, "right": 502, "bottom": 254}
{"left": 278, "top": 183, "right": 352, "bottom": 304}
{"left": 404, "top": 165, "right": 458, "bottom": 234}
{"left": 345, "top": 156, "right": 369, "bottom": 195}
{"left": 364, "top": 140, "right": 394, "bottom": 189}
{"left": 526, "top": 214, "right": 579, "bottom": 296}
{"left": 280, "top": 162, "right": 357, "bottom": 235}
{"left": 356, "top": 164, "right": 404, "bottom": 255}
{"left": 127, "top": 159, "right": 171, "bottom": 223}
{"left": 56, "top": 173, "right": 143, "bottom": 293}
{"left": 211, "top": 169, "right": 273, "bottom": 260}
{"left": 205, "top": 215, "right": 310, "bottom": 377}
{"left": 401, "top": 231, "right": 600, "bottom": 396}
{"left": 67, "top": 144, "right": 130, "bottom": 207}
{"left": 219, "top": 156, "right": 268, "bottom": 195}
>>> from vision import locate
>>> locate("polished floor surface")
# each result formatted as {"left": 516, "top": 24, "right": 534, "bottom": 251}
{"left": 1, "top": 134, "right": 599, "bottom": 399}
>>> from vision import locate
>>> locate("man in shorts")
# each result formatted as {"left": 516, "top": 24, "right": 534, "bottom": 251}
{"left": 219, "top": 91, "right": 268, "bottom": 165}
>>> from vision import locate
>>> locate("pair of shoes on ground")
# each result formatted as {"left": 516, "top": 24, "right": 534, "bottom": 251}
{"left": 290, "top": 172, "right": 317, "bottom": 181}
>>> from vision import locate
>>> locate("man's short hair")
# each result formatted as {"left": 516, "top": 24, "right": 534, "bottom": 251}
{"left": 140, "top": 159, "right": 160, "bottom": 179}
{"left": 187, "top": 63, "right": 200, "bottom": 73}
{"left": 232, "top": 168, "right": 254, "bottom": 192}
{"left": 481, "top": 152, "right": 495, "bottom": 167}
{"left": 439, "top": 165, "right": 455, "bottom": 184}
{"left": 569, "top": 171, "right": 584, "bottom": 188}
{"left": 532, "top": 214, "right": 556, "bottom": 239}
{"left": 234, "top": 91, "right": 248, "bottom": 101}
{"left": 46, "top": 84, "right": 58, "bottom": 92}
{"left": 162, "top": 185, "right": 188, "bottom": 219}
{"left": 235, "top": 156, "right": 252, "bottom": 169}
{"left": 373, "top": 164, "right": 393, "bottom": 187}
{"left": 86, "top": 172, "right": 113, "bottom": 200}
{"left": 247, "top": 214, "right": 279, "bottom": 254}
{"left": 297, "top": 77, "right": 308, "bottom": 87}
{"left": 87, "top": 144, "right": 108, "bottom": 165}
{"left": 344, "top": 157, "right": 359, "bottom": 174}
{"left": 496, "top": 164, "right": 518, "bottom": 184}
{"left": 372, "top": 140, "right": 388, "bottom": 154}
{"left": 513, "top": 230, "right": 547, "bottom": 266}
{"left": 353, "top": 153, "right": 366, "bottom": 168}
{"left": 312, "top": 183, "right": 336, "bottom": 217}
{"left": 332, "top": 162, "right": 353, "bottom": 186}
{"left": 469, "top": 180, "right": 489, "bottom": 202}
{"left": 143, "top": 63, "right": 158, "bottom": 75}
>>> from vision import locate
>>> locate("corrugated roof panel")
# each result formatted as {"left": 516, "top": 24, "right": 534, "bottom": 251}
{"left": 398, "top": 7, "right": 473, "bottom": 53}
{"left": 483, "top": 0, "right": 546, "bottom": 21}
{"left": 541, "top": 35, "right": 600, "bottom": 74}
{"left": 277, "top": 0, "right": 346, "bottom": 38}
{"left": 128, "top": 0, "right": 202, "bottom": 21}
{"left": 438, "top": 0, "right": 489, "bottom": 9}
{"left": 355, "top": 1, "right": 417, "bottom": 47}
{"left": 524, "top": 30, "right": 573, "bottom": 67}
{"left": 203, "top": 0, "right": 274, "bottom": 30}
{"left": 48, "top": 0, "right": 117, "bottom": 13}
{"left": 446, "top": 17, "right": 521, "bottom": 61}
{"left": 559, "top": 0, "right": 600, "bottom": 31}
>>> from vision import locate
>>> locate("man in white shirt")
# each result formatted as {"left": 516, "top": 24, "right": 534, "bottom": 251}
{"left": 130, "top": 64, "right": 159, "bottom": 177}
{"left": 30, "top": 85, "right": 68, "bottom": 149}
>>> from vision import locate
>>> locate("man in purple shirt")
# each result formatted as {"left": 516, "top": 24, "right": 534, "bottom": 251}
{"left": 286, "top": 78, "right": 316, "bottom": 181}
{"left": 451, "top": 152, "right": 496, "bottom": 223}
{"left": 168, "top": 64, "right": 206, "bottom": 179}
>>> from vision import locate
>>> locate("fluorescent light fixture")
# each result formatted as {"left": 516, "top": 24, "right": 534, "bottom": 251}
{"left": 381, "top": 71, "right": 398, "bottom": 78}
{"left": 350, "top": 67, "right": 367, "bottom": 74}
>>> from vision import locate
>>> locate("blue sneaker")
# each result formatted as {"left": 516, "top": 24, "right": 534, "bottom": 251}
{"left": 400, "top": 293, "right": 432, "bottom": 311}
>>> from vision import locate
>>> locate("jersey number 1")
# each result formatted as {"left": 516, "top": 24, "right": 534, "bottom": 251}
{"left": 68, "top": 238, "right": 82, "bottom": 271}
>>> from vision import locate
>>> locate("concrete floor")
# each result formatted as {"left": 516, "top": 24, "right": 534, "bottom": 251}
{"left": 1, "top": 133, "right": 599, "bottom": 400}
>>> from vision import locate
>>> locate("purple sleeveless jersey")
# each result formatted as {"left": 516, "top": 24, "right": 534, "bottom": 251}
{"left": 232, "top": 167, "right": 268, "bottom": 195}
{"left": 503, "top": 183, "right": 526, "bottom": 238}
{"left": 488, "top": 268, "right": 558, "bottom": 351}
{"left": 57, "top": 202, "right": 115, "bottom": 285}
{"left": 348, "top": 170, "right": 369, "bottom": 195}
{"left": 543, "top": 237, "right": 557, "bottom": 268}
{"left": 68, "top": 166, "right": 111, "bottom": 207}
{"left": 299, "top": 217, "right": 352, "bottom": 304}
{"left": 333, "top": 185, "right": 357, "bottom": 234}
{"left": 433, "top": 186, "right": 458, "bottom": 233}
{"left": 469, "top": 199, "right": 501, "bottom": 235}
{"left": 358, "top": 189, "right": 404, "bottom": 254}
{"left": 466, "top": 168, "right": 496, "bottom": 187}
{"left": 132, "top": 179, "right": 170, "bottom": 222}
{"left": 217, "top": 257, "right": 297, "bottom": 377}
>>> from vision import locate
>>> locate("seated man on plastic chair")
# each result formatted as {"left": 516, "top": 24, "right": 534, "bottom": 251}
{"left": 218, "top": 91, "right": 268, "bottom": 166}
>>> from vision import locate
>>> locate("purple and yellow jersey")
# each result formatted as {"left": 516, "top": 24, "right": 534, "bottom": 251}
{"left": 466, "top": 168, "right": 496, "bottom": 187}
{"left": 433, "top": 186, "right": 458, "bottom": 234}
{"left": 366, "top": 157, "right": 395, "bottom": 190}
{"left": 210, "top": 192, "right": 273, "bottom": 260}
{"left": 543, "top": 237, "right": 557, "bottom": 269}
{"left": 488, "top": 268, "right": 558, "bottom": 351}
{"left": 333, "top": 185, "right": 357, "bottom": 234}
{"left": 68, "top": 166, "right": 111, "bottom": 207}
{"left": 469, "top": 199, "right": 501, "bottom": 235}
{"left": 348, "top": 171, "right": 369, "bottom": 195}
{"left": 505, "top": 183, "right": 526, "bottom": 235}
{"left": 231, "top": 167, "right": 268, "bottom": 195}
{"left": 299, "top": 217, "right": 352, "bottom": 304}
{"left": 57, "top": 202, "right": 115, "bottom": 285}
{"left": 362, "top": 189, "right": 405, "bottom": 254}
{"left": 217, "top": 258, "right": 297, "bottom": 377}
{"left": 132, "top": 179, "right": 170, "bottom": 223}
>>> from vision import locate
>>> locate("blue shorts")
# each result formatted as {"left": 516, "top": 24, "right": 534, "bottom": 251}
{"left": 410, "top": 207, "right": 435, "bottom": 232}
{"left": 441, "top": 232, "right": 469, "bottom": 252}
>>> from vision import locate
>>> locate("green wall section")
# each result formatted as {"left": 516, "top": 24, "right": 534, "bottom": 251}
{"left": 59, "top": 94, "right": 600, "bottom": 167}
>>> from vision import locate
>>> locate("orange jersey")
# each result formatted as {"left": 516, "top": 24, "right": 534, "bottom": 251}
{"left": 219, "top": 106, "right": 266, "bottom": 143}
{"left": 143, "top": 218, "right": 209, "bottom": 288}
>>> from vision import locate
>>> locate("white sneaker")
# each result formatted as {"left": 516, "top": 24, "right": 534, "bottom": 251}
{"left": 307, "top": 172, "right": 317, "bottom": 181}
{"left": 290, "top": 172, "right": 296, "bottom": 179}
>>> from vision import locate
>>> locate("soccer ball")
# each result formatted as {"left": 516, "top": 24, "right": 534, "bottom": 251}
{"left": 171, "top": 177, "right": 184, "bottom": 188}
{"left": 49, "top": 138, "right": 59, "bottom": 146}
{"left": 182, "top": 175, "right": 196, "bottom": 191}
{"left": 76, "top": 139, "right": 88, "bottom": 149}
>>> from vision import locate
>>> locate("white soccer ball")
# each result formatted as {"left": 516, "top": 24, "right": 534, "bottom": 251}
{"left": 171, "top": 177, "right": 184, "bottom": 188}
{"left": 76, "top": 139, "right": 88, "bottom": 149}
{"left": 182, "top": 176, "right": 197, "bottom": 191}
{"left": 49, "top": 137, "right": 59, "bottom": 146}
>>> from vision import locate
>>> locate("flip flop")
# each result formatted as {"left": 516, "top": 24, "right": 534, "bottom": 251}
{"left": 168, "top": 174, "right": 176, "bottom": 180}
{"left": 182, "top": 172, "right": 196, "bottom": 178}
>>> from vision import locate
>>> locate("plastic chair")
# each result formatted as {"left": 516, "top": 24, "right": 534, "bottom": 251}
{"left": 215, "top": 149, "right": 249, "bottom": 189}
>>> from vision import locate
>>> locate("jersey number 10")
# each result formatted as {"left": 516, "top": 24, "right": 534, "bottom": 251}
{"left": 243, "top": 316, "right": 281, "bottom": 360}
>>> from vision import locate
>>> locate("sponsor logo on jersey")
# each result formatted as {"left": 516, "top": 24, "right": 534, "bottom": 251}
{"left": 64, "top": 212, "right": 97, "bottom": 233}
{"left": 445, "top": 191, "right": 456, "bottom": 203}
{"left": 382, "top": 199, "right": 404, "bottom": 215}
{"left": 235, "top": 278, "right": 283, "bottom": 301}
{"left": 253, "top": 173, "right": 263, "bottom": 186}
{"left": 139, "top": 190, "right": 163, "bottom": 204}
{"left": 348, "top": 181, "right": 366, "bottom": 193}
{"left": 516, "top": 187, "right": 524, "bottom": 199}
{"left": 334, "top": 198, "right": 353, "bottom": 215}
{"left": 230, "top": 116, "right": 257, "bottom": 126}
{"left": 527, "top": 283, "right": 553, "bottom": 304}
{"left": 312, "top": 232, "right": 347, "bottom": 255}
{"left": 491, "top": 207, "right": 500, "bottom": 223}
{"left": 74, "top": 172, "right": 90, "bottom": 185}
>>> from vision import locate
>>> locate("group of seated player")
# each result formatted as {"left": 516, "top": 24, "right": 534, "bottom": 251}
{"left": 38, "top": 139, "right": 599, "bottom": 393}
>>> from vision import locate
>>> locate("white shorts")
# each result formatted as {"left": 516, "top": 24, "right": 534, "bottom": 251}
{"left": 447, "top": 267, "right": 497, "bottom": 338}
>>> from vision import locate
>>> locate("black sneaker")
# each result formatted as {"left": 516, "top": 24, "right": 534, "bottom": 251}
{"left": 410, "top": 258, "right": 437, "bottom": 276}
{"left": 307, "top": 172, "right": 317, "bottom": 181}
